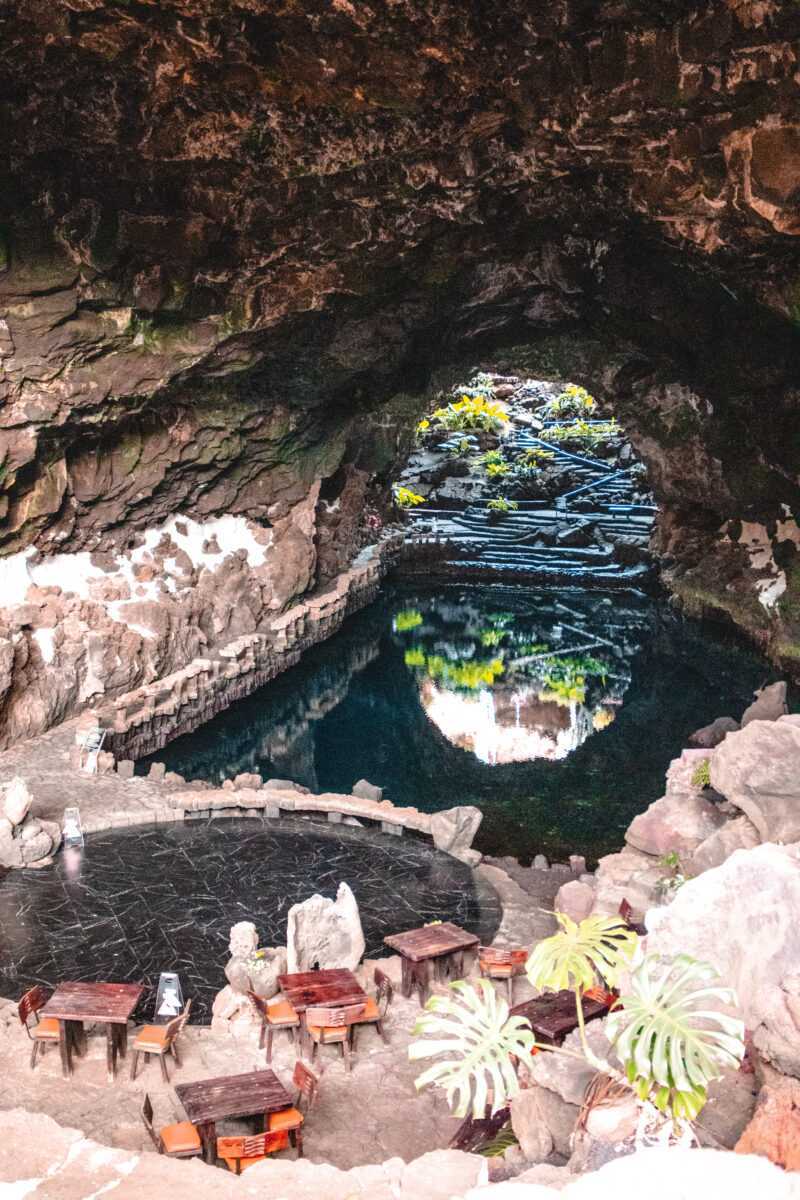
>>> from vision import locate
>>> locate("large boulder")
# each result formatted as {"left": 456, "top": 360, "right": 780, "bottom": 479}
{"left": 287, "top": 881, "right": 366, "bottom": 973}
{"left": 710, "top": 716, "right": 800, "bottom": 842}
{"left": 591, "top": 846, "right": 665, "bottom": 918}
{"left": 430, "top": 806, "right": 483, "bottom": 864}
{"left": 646, "top": 843, "right": 800, "bottom": 1075}
{"left": 688, "top": 814, "right": 760, "bottom": 875}
{"left": 741, "top": 682, "right": 788, "bottom": 726}
{"left": 689, "top": 716, "right": 739, "bottom": 749}
{"left": 625, "top": 793, "right": 725, "bottom": 858}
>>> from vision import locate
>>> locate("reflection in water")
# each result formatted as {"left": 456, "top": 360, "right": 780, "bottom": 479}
{"left": 142, "top": 583, "right": 778, "bottom": 862}
{"left": 396, "top": 598, "right": 634, "bottom": 764}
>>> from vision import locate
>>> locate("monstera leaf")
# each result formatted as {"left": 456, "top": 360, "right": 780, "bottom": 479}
{"left": 607, "top": 953, "right": 745, "bottom": 1122}
{"left": 409, "top": 979, "right": 535, "bottom": 1118}
{"left": 525, "top": 912, "right": 639, "bottom": 994}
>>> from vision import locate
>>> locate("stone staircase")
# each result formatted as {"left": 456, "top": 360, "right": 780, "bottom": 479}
{"left": 401, "top": 435, "right": 657, "bottom": 586}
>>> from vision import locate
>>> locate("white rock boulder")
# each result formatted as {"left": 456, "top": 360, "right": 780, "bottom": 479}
{"left": 646, "top": 843, "right": 800, "bottom": 1075}
{"left": 710, "top": 715, "right": 800, "bottom": 842}
{"left": 287, "top": 880, "right": 366, "bottom": 973}
{"left": 3, "top": 776, "right": 32, "bottom": 826}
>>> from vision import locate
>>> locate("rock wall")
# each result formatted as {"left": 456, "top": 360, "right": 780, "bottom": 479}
{"left": 1, "top": 1, "right": 800, "bottom": 672}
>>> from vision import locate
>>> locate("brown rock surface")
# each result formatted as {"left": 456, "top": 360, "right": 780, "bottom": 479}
{"left": 0, "top": 2, "right": 799, "bottom": 673}
{"left": 736, "top": 1078, "right": 800, "bottom": 1171}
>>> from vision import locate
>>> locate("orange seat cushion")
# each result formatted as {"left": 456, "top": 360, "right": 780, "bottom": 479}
{"left": 267, "top": 999, "right": 299, "bottom": 1026}
{"left": 306, "top": 1024, "right": 346, "bottom": 1042}
{"left": 133, "top": 1025, "right": 170, "bottom": 1049}
{"left": 268, "top": 1107, "right": 303, "bottom": 1132}
{"left": 34, "top": 1017, "right": 61, "bottom": 1040}
{"left": 481, "top": 963, "right": 514, "bottom": 977}
{"left": 218, "top": 1131, "right": 289, "bottom": 1171}
{"left": 352, "top": 997, "right": 380, "bottom": 1023}
{"left": 160, "top": 1122, "right": 202, "bottom": 1155}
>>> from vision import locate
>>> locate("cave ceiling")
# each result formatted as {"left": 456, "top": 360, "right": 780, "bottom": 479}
{"left": 0, "top": 0, "right": 798, "bottom": 561}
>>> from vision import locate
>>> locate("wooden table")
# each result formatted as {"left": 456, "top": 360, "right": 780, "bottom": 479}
{"left": 40, "top": 981, "right": 144, "bottom": 1080}
{"left": 510, "top": 989, "right": 613, "bottom": 1046}
{"left": 277, "top": 968, "right": 367, "bottom": 1054}
{"left": 384, "top": 922, "right": 479, "bottom": 1004}
{"left": 175, "top": 1068, "right": 293, "bottom": 1163}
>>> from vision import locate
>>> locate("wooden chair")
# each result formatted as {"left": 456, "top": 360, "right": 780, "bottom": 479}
{"left": 140, "top": 1093, "right": 202, "bottom": 1159}
{"left": 304, "top": 1003, "right": 366, "bottom": 1072}
{"left": 130, "top": 999, "right": 192, "bottom": 1082}
{"left": 216, "top": 1130, "right": 289, "bottom": 1174}
{"left": 619, "top": 898, "right": 647, "bottom": 937}
{"left": 248, "top": 990, "right": 300, "bottom": 1065}
{"left": 351, "top": 967, "right": 394, "bottom": 1046}
{"left": 18, "top": 985, "right": 60, "bottom": 1069}
{"left": 267, "top": 1060, "right": 319, "bottom": 1157}
{"left": 478, "top": 946, "right": 528, "bottom": 1003}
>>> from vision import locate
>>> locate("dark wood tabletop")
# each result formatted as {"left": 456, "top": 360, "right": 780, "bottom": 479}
{"left": 511, "top": 989, "right": 612, "bottom": 1045}
{"left": 383, "top": 922, "right": 479, "bottom": 963}
{"left": 41, "top": 982, "right": 144, "bottom": 1024}
{"left": 176, "top": 1069, "right": 292, "bottom": 1125}
{"left": 277, "top": 968, "right": 366, "bottom": 1013}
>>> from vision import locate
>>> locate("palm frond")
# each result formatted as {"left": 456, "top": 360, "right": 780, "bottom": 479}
{"left": 607, "top": 953, "right": 745, "bottom": 1123}
{"left": 525, "top": 912, "right": 638, "bottom": 994}
{"left": 409, "top": 980, "right": 535, "bottom": 1118}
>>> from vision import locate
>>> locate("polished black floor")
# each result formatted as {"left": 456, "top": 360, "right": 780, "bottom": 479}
{"left": 0, "top": 817, "right": 501, "bottom": 1022}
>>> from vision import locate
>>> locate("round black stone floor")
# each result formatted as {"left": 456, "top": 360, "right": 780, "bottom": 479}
{"left": 0, "top": 816, "right": 501, "bottom": 1022}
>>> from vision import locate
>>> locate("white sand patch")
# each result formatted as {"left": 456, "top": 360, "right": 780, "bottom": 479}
{"left": 33, "top": 627, "right": 55, "bottom": 663}
{"left": 1, "top": 514, "right": 272, "bottom": 639}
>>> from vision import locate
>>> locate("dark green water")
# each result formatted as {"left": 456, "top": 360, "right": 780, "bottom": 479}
{"left": 140, "top": 583, "right": 782, "bottom": 864}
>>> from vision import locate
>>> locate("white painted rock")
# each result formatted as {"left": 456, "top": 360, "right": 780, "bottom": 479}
{"left": 3, "top": 776, "right": 32, "bottom": 826}
{"left": 287, "top": 880, "right": 365, "bottom": 973}
{"left": 646, "top": 842, "right": 800, "bottom": 1075}
{"left": 710, "top": 715, "right": 800, "bottom": 842}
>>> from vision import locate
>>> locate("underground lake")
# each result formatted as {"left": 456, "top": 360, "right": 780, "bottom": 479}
{"left": 139, "top": 582, "right": 783, "bottom": 864}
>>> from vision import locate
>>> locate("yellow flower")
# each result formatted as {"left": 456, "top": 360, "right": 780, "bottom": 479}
{"left": 416, "top": 418, "right": 430, "bottom": 432}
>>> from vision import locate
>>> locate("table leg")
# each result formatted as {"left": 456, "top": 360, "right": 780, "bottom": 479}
{"left": 411, "top": 960, "right": 430, "bottom": 1006}
{"left": 58, "top": 1020, "right": 72, "bottom": 1078}
{"left": 106, "top": 1024, "right": 117, "bottom": 1081}
{"left": 71, "top": 1022, "right": 88, "bottom": 1056}
{"left": 198, "top": 1122, "right": 216, "bottom": 1164}
{"left": 114, "top": 1024, "right": 128, "bottom": 1060}
{"left": 399, "top": 956, "right": 413, "bottom": 999}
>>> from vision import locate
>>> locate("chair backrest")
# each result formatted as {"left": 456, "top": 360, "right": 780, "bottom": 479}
{"left": 479, "top": 946, "right": 527, "bottom": 967}
{"left": 164, "top": 998, "right": 192, "bottom": 1044}
{"left": 18, "top": 985, "right": 49, "bottom": 1029}
{"left": 225, "top": 1132, "right": 287, "bottom": 1159}
{"left": 618, "top": 898, "right": 633, "bottom": 923}
{"left": 293, "top": 1060, "right": 319, "bottom": 1110}
{"left": 305, "top": 1002, "right": 366, "bottom": 1028}
{"left": 247, "top": 990, "right": 268, "bottom": 1021}
{"left": 374, "top": 967, "right": 394, "bottom": 1016}
{"left": 140, "top": 1094, "right": 160, "bottom": 1151}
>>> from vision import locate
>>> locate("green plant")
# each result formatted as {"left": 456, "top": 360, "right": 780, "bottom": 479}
{"left": 487, "top": 497, "right": 519, "bottom": 514}
{"left": 480, "top": 629, "right": 507, "bottom": 648}
{"left": 655, "top": 851, "right": 688, "bottom": 901}
{"left": 480, "top": 449, "right": 506, "bottom": 466}
{"left": 477, "top": 1123, "right": 519, "bottom": 1158}
{"left": 543, "top": 383, "right": 597, "bottom": 419}
{"left": 691, "top": 759, "right": 711, "bottom": 789}
{"left": 394, "top": 609, "right": 424, "bottom": 632}
{"left": 448, "top": 437, "right": 474, "bottom": 456}
{"left": 607, "top": 954, "right": 745, "bottom": 1122}
{"left": 127, "top": 313, "right": 158, "bottom": 349}
{"left": 404, "top": 647, "right": 427, "bottom": 667}
{"left": 486, "top": 462, "right": 511, "bottom": 478}
{"left": 518, "top": 447, "right": 555, "bottom": 468}
{"left": 394, "top": 486, "right": 426, "bottom": 508}
{"left": 542, "top": 418, "right": 620, "bottom": 445}
{"left": 430, "top": 394, "right": 509, "bottom": 433}
{"left": 409, "top": 979, "right": 536, "bottom": 1117}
